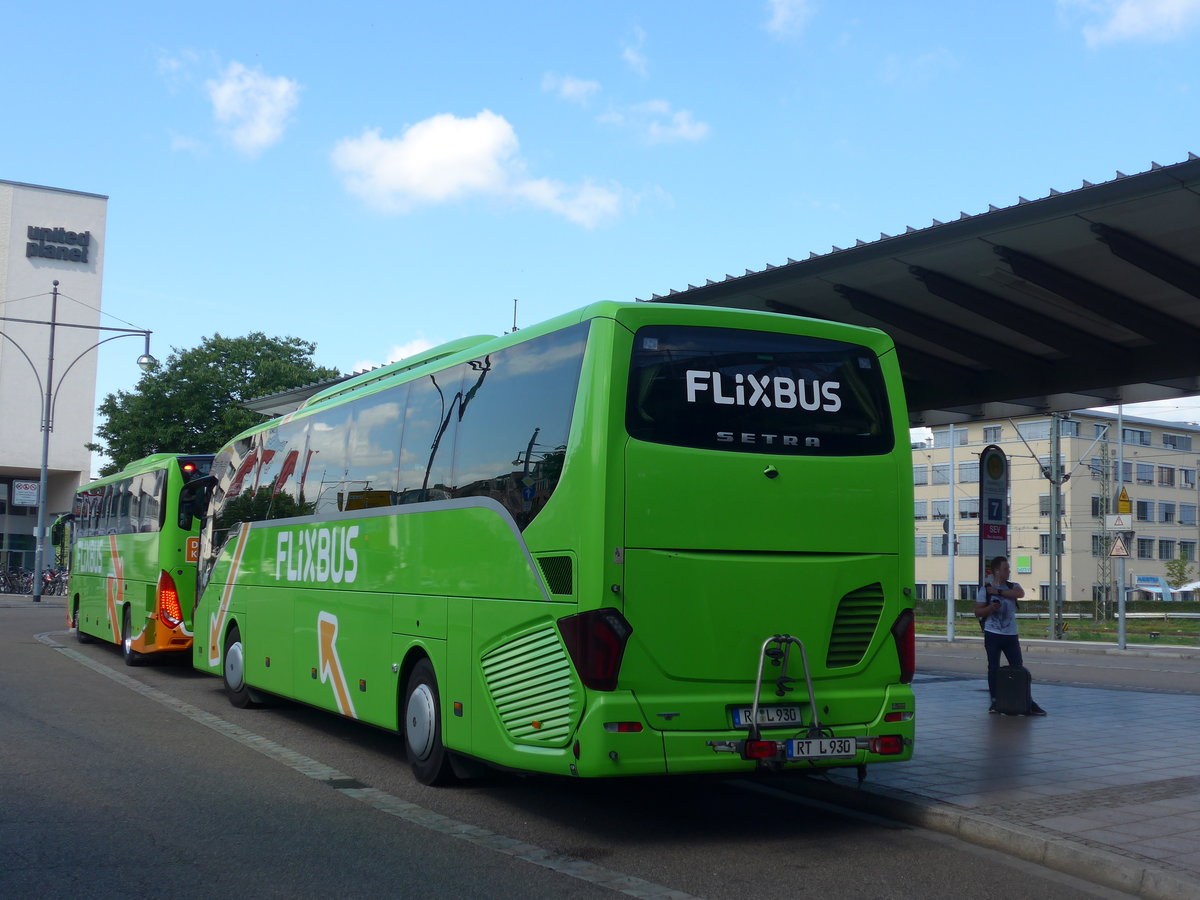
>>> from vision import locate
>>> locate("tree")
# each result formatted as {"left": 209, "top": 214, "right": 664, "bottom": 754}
{"left": 88, "top": 333, "right": 341, "bottom": 475}
{"left": 1165, "top": 557, "right": 1195, "bottom": 590}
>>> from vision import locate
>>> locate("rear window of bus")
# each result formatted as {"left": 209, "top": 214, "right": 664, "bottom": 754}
{"left": 626, "top": 324, "right": 894, "bottom": 456}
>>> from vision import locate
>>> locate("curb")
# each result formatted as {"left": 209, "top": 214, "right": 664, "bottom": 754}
{"left": 785, "top": 775, "right": 1200, "bottom": 900}
{"left": 917, "top": 635, "right": 1200, "bottom": 660}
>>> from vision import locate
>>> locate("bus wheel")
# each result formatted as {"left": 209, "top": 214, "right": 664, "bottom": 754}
{"left": 74, "top": 603, "right": 94, "bottom": 644}
{"left": 223, "top": 625, "right": 257, "bottom": 708}
{"left": 403, "top": 659, "right": 455, "bottom": 786}
{"left": 121, "top": 608, "right": 145, "bottom": 666}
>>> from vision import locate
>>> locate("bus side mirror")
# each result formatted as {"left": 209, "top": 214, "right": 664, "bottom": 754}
{"left": 50, "top": 514, "right": 73, "bottom": 547}
{"left": 178, "top": 474, "right": 218, "bottom": 530}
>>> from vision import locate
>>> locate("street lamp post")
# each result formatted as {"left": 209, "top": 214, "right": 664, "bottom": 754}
{"left": 0, "top": 280, "right": 157, "bottom": 602}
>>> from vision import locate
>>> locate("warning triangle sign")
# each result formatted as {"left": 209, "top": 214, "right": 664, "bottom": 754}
{"left": 1110, "top": 513, "right": 1130, "bottom": 529}
{"left": 1109, "top": 534, "right": 1130, "bottom": 558}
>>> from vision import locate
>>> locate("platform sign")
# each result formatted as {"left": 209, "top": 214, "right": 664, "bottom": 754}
{"left": 979, "top": 444, "right": 1009, "bottom": 583}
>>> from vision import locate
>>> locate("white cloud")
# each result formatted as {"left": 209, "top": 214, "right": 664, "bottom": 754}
{"left": 605, "top": 100, "right": 711, "bottom": 144}
{"left": 1061, "top": 0, "right": 1200, "bottom": 45}
{"left": 765, "top": 0, "right": 817, "bottom": 37}
{"left": 542, "top": 72, "right": 601, "bottom": 105}
{"left": 622, "top": 25, "right": 649, "bottom": 76}
{"left": 206, "top": 62, "right": 300, "bottom": 156}
{"left": 352, "top": 336, "right": 437, "bottom": 373}
{"left": 331, "top": 110, "right": 623, "bottom": 228}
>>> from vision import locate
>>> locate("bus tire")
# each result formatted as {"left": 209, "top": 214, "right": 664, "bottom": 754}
{"left": 223, "top": 624, "right": 258, "bottom": 708}
{"left": 403, "top": 659, "right": 455, "bottom": 786}
{"left": 121, "top": 607, "right": 145, "bottom": 666}
{"left": 74, "top": 602, "right": 94, "bottom": 644}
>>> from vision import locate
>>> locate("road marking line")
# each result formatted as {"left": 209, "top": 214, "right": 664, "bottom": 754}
{"left": 37, "top": 631, "right": 699, "bottom": 900}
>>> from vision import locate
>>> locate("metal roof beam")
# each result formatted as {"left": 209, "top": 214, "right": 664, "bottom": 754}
{"left": 908, "top": 266, "right": 1131, "bottom": 361}
{"left": 994, "top": 245, "right": 1200, "bottom": 347}
{"left": 833, "top": 284, "right": 1054, "bottom": 375}
{"left": 1091, "top": 223, "right": 1200, "bottom": 299}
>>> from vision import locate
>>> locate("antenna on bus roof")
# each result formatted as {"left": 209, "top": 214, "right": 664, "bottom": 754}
{"left": 507, "top": 298, "right": 519, "bottom": 333}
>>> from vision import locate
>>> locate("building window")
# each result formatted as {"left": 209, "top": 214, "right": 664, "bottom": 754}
{"left": 1120, "top": 461, "right": 1133, "bottom": 483}
{"left": 913, "top": 465, "right": 928, "bottom": 485}
{"left": 1094, "top": 423, "right": 1109, "bottom": 438}
{"left": 1136, "top": 500, "right": 1153, "bottom": 522}
{"left": 959, "top": 498, "right": 979, "bottom": 519}
{"left": 1062, "top": 420, "right": 1079, "bottom": 437}
{"left": 958, "top": 461, "right": 979, "bottom": 483}
{"left": 958, "top": 534, "right": 979, "bottom": 556}
{"left": 1123, "top": 428, "right": 1151, "bottom": 446}
{"left": 1159, "top": 466, "right": 1176, "bottom": 487}
{"left": 984, "top": 425, "right": 1001, "bottom": 443}
{"left": 1039, "top": 494, "right": 1051, "bottom": 517}
{"left": 1181, "top": 541, "right": 1196, "bottom": 562}
{"left": 931, "top": 536, "right": 947, "bottom": 557}
{"left": 932, "top": 428, "right": 968, "bottom": 448}
{"left": 958, "top": 583, "right": 976, "bottom": 600}
{"left": 914, "top": 583, "right": 927, "bottom": 600}
{"left": 1181, "top": 504, "right": 1197, "bottom": 526}
{"left": 932, "top": 499, "right": 949, "bottom": 520}
{"left": 1089, "top": 457, "right": 1104, "bottom": 480}
{"left": 932, "top": 464, "right": 950, "bottom": 484}
{"left": 1163, "top": 433, "right": 1193, "bottom": 452}
{"left": 1182, "top": 468, "right": 1196, "bottom": 489}
{"left": 1091, "top": 495, "right": 1105, "bottom": 517}
{"left": 914, "top": 500, "right": 928, "bottom": 520}
{"left": 1160, "top": 540, "right": 1176, "bottom": 561}
{"left": 1137, "top": 538, "right": 1154, "bottom": 559}
{"left": 915, "top": 536, "right": 928, "bottom": 556}
{"left": 932, "top": 583, "right": 948, "bottom": 601}
{"left": 1039, "top": 533, "right": 1064, "bottom": 555}
{"left": 1092, "top": 534, "right": 1107, "bottom": 557}
{"left": 1019, "top": 421, "right": 1050, "bottom": 441}
{"left": 1136, "top": 463, "right": 1154, "bottom": 484}
{"left": 1160, "top": 502, "right": 1175, "bottom": 524}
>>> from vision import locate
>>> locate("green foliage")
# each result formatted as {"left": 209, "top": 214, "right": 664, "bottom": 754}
{"left": 88, "top": 333, "right": 340, "bottom": 475}
{"left": 1165, "top": 557, "right": 1196, "bottom": 589}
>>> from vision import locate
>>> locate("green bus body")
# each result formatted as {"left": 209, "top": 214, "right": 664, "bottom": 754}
{"left": 69, "top": 453, "right": 214, "bottom": 663}
{"left": 193, "top": 302, "right": 915, "bottom": 781}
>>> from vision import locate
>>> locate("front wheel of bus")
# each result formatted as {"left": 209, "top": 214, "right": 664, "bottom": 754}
{"left": 404, "top": 659, "right": 454, "bottom": 786}
{"left": 223, "top": 625, "right": 257, "bottom": 708}
{"left": 121, "top": 608, "right": 145, "bottom": 666}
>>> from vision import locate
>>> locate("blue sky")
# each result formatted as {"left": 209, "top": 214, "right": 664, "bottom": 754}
{"left": 4, "top": 0, "right": 1200, "bottom": 434}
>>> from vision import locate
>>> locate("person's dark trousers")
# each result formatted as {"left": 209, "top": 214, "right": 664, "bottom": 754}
{"left": 984, "top": 630, "right": 1023, "bottom": 702}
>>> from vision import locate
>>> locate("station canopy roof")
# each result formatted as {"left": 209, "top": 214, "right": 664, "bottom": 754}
{"left": 647, "top": 154, "right": 1200, "bottom": 427}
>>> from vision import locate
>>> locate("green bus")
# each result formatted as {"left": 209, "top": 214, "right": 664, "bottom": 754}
{"left": 69, "top": 453, "right": 214, "bottom": 664}
{"left": 192, "top": 302, "right": 915, "bottom": 784}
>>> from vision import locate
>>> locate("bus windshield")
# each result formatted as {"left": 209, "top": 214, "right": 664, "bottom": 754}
{"left": 626, "top": 324, "right": 894, "bottom": 456}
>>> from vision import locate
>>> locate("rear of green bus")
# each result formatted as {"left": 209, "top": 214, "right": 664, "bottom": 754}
{"left": 567, "top": 304, "right": 914, "bottom": 777}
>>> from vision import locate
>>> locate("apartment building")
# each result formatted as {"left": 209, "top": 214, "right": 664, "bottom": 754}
{"left": 913, "top": 411, "right": 1200, "bottom": 605}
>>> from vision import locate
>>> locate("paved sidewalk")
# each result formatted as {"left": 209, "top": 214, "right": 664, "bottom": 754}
{"left": 793, "top": 640, "right": 1200, "bottom": 899}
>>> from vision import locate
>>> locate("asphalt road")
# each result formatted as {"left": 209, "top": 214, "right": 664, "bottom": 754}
{"left": 1, "top": 603, "right": 1139, "bottom": 900}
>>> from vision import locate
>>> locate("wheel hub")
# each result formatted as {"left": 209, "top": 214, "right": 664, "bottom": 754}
{"left": 225, "top": 640, "right": 245, "bottom": 692}
{"left": 406, "top": 683, "right": 436, "bottom": 760}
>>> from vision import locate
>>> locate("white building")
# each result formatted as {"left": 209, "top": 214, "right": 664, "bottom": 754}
{"left": 1, "top": 180, "right": 108, "bottom": 571}
{"left": 914, "top": 412, "right": 1200, "bottom": 606}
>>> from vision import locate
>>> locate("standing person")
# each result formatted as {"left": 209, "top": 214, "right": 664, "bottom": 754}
{"left": 975, "top": 555, "right": 1045, "bottom": 715}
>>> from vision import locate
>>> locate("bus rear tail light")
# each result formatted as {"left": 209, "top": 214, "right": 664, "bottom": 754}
{"left": 157, "top": 570, "right": 183, "bottom": 629}
{"left": 558, "top": 608, "right": 633, "bottom": 691}
{"left": 890, "top": 608, "right": 915, "bottom": 684}
{"left": 869, "top": 735, "right": 905, "bottom": 755}
{"left": 604, "top": 722, "right": 644, "bottom": 733}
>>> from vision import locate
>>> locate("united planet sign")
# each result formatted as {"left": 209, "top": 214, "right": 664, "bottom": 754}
{"left": 26, "top": 225, "right": 93, "bottom": 263}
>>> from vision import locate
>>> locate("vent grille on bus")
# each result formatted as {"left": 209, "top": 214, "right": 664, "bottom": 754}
{"left": 537, "top": 555, "right": 573, "bottom": 596}
{"left": 826, "top": 582, "right": 885, "bottom": 668}
{"left": 480, "top": 626, "right": 582, "bottom": 747}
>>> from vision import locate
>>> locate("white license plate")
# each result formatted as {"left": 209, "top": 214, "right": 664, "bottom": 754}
{"left": 731, "top": 705, "right": 801, "bottom": 728}
{"left": 787, "top": 737, "right": 857, "bottom": 759}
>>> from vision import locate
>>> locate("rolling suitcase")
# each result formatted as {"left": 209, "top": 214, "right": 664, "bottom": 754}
{"left": 994, "top": 665, "right": 1033, "bottom": 715}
